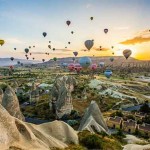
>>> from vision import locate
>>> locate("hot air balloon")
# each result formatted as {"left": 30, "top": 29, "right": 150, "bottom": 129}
{"left": 73, "top": 51, "right": 78, "bottom": 57}
{"left": 111, "top": 46, "right": 114, "bottom": 49}
{"left": 84, "top": 40, "right": 94, "bottom": 50}
{"left": 53, "top": 48, "right": 55, "bottom": 51}
{"left": 9, "top": 66, "right": 13, "bottom": 70}
{"left": 112, "top": 52, "right": 114, "bottom": 55}
{"left": 30, "top": 53, "right": 32, "bottom": 55}
{"left": 91, "top": 64, "right": 97, "bottom": 71}
{"left": 10, "top": 57, "right": 14, "bottom": 61}
{"left": 29, "top": 46, "right": 31, "bottom": 49}
{"left": 49, "top": 41, "right": 51, "bottom": 43}
{"left": 99, "top": 62, "right": 105, "bottom": 67}
{"left": 66, "top": 20, "right": 71, "bottom": 26}
{"left": 53, "top": 57, "right": 57, "bottom": 61}
{"left": 43, "top": 32, "right": 47, "bottom": 37}
{"left": 33, "top": 58, "right": 35, "bottom": 60}
{"left": 79, "top": 57, "right": 92, "bottom": 69}
{"left": 68, "top": 63, "right": 75, "bottom": 71}
{"left": 42, "top": 59, "right": 45, "bottom": 62}
{"left": 25, "top": 48, "right": 29, "bottom": 54}
{"left": 25, "top": 54, "right": 28, "bottom": 57}
{"left": 27, "top": 57, "right": 29, "bottom": 60}
{"left": 62, "top": 63, "right": 68, "bottom": 68}
{"left": 68, "top": 42, "right": 71, "bottom": 44}
{"left": 71, "top": 31, "right": 74, "bottom": 34}
{"left": 123, "top": 49, "right": 132, "bottom": 59}
{"left": 14, "top": 48, "right": 16, "bottom": 50}
{"left": 110, "top": 57, "right": 114, "bottom": 62}
{"left": 17, "top": 61, "right": 20, "bottom": 65}
{"left": 65, "top": 47, "right": 67, "bottom": 49}
{"left": 104, "top": 28, "right": 108, "bottom": 34}
{"left": 0, "top": 40, "right": 5, "bottom": 46}
{"left": 33, "top": 46, "right": 35, "bottom": 48}
{"left": 90, "top": 17, "right": 93, "bottom": 20}
{"left": 48, "top": 45, "right": 51, "bottom": 49}
{"left": 74, "top": 63, "right": 82, "bottom": 73}
{"left": 104, "top": 69, "right": 112, "bottom": 79}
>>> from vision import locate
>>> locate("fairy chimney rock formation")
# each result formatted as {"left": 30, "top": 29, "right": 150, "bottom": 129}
{"left": 51, "top": 76, "right": 76, "bottom": 118}
{"left": 2, "top": 85, "right": 25, "bottom": 121}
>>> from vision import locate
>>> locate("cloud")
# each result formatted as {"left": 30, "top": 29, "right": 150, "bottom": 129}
{"left": 120, "top": 29, "right": 150, "bottom": 45}
{"left": 114, "top": 26, "right": 129, "bottom": 30}
{"left": 6, "top": 38, "right": 24, "bottom": 44}
{"left": 93, "top": 47, "right": 110, "bottom": 51}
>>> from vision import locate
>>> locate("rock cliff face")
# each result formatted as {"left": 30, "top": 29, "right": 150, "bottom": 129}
{"left": 51, "top": 76, "right": 76, "bottom": 118}
{"left": 0, "top": 103, "right": 78, "bottom": 150}
{"left": 78, "top": 101, "right": 109, "bottom": 134}
{"left": 2, "top": 85, "right": 25, "bottom": 121}
{"left": 0, "top": 88, "right": 3, "bottom": 104}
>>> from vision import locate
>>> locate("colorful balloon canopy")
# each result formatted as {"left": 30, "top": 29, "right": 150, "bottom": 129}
{"left": 84, "top": 40, "right": 94, "bottom": 50}
{"left": 99, "top": 62, "right": 105, "bottom": 67}
{"left": 79, "top": 56, "right": 92, "bottom": 69}
{"left": 73, "top": 51, "right": 78, "bottom": 57}
{"left": 0, "top": 40, "right": 5, "bottom": 46}
{"left": 104, "top": 69, "right": 112, "bottom": 78}
{"left": 123, "top": 49, "right": 132, "bottom": 59}
{"left": 53, "top": 57, "right": 57, "bottom": 61}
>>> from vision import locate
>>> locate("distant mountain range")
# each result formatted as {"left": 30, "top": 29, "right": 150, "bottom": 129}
{"left": 0, "top": 56, "right": 149, "bottom": 67}
{"left": 0, "top": 58, "right": 41, "bottom": 67}
{"left": 40, "top": 56, "right": 150, "bottom": 67}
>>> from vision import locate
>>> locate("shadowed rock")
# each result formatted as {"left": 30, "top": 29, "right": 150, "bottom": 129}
{"left": 0, "top": 104, "right": 78, "bottom": 150}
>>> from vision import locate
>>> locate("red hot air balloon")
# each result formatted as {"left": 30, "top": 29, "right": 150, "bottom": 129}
{"left": 91, "top": 64, "right": 97, "bottom": 71}
{"left": 68, "top": 63, "right": 75, "bottom": 71}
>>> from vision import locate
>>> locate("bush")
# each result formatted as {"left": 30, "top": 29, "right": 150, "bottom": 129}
{"left": 79, "top": 132, "right": 102, "bottom": 149}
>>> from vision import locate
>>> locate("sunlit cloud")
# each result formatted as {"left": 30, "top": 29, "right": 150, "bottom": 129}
{"left": 120, "top": 29, "right": 150, "bottom": 45}
{"left": 93, "top": 47, "right": 110, "bottom": 51}
{"left": 114, "top": 26, "right": 129, "bottom": 30}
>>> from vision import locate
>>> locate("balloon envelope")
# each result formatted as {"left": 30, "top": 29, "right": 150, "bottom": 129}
{"left": 66, "top": 20, "right": 71, "bottom": 26}
{"left": 104, "top": 70, "right": 112, "bottom": 78}
{"left": 99, "top": 62, "right": 105, "bottom": 67}
{"left": 43, "top": 32, "right": 47, "bottom": 37}
{"left": 84, "top": 40, "right": 94, "bottom": 50}
{"left": 104, "top": 29, "right": 108, "bottom": 34}
{"left": 25, "top": 48, "right": 29, "bottom": 54}
{"left": 0, "top": 40, "right": 5, "bottom": 46}
{"left": 73, "top": 51, "right": 78, "bottom": 57}
{"left": 123, "top": 49, "right": 132, "bottom": 59}
{"left": 79, "top": 56, "right": 92, "bottom": 69}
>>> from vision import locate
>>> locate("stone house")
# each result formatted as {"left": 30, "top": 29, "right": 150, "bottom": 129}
{"left": 138, "top": 123, "right": 150, "bottom": 137}
{"left": 106, "top": 116, "right": 122, "bottom": 129}
{"left": 122, "top": 119, "right": 136, "bottom": 133}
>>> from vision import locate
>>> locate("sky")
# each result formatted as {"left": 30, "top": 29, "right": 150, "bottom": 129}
{"left": 0, "top": 0, "right": 150, "bottom": 61}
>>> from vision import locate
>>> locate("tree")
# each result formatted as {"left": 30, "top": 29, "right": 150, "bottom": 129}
{"left": 140, "top": 101, "right": 150, "bottom": 113}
